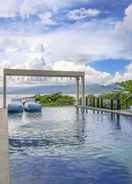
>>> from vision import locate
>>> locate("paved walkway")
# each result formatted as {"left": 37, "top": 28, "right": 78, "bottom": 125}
{"left": 0, "top": 109, "right": 10, "bottom": 184}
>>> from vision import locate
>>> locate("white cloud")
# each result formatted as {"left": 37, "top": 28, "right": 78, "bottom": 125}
{"left": 116, "top": 4, "right": 132, "bottom": 33}
{"left": 127, "top": 62, "right": 132, "bottom": 73}
{"left": 43, "top": 19, "right": 129, "bottom": 62}
{"left": 0, "top": 0, "right": 52, "bottom": 18}
{"left": 20, "top": 0, "right": 64, "bottom": 17}
{"left": 0, "top": 38, "right": 113, "bottom": 85}
{"left": 0, "top": 37, "right": 48, "bottom": 72}
{"left": 52, "top": 59, "right": 132, "bottom": 85}
{"left": 0, "top": 40, "right": 131, "bottom": 85}
{"left": 53, "top": 60, "right": 85, "bottom": 71}
{"left": 19, "top": 0, "right": 89, "bottom": 18}
{"left": 38, "top": 12, "right": 57, "bottom": 26}
{"left": 49, "top": 60, "right": 112, "bottom": 84}
{"left": 0, "top": 0, "right": 90, "bottom": 18}
{"left": 0, "top": 0, "right": 18, "bottom": 17}
{"left": 107, "top": 62, "right": 132, "bottom": 84}
{"left": 123, "top": 63, "right": 132, "bottom": 80}
{"left": 85, "top": 62, "right": 132, "bottom": 85}
{"left": 85, "top": 65, "right": 112, "bottom": 84}
{"left": 67, "top": 8, "right": 101, "bottom": 21}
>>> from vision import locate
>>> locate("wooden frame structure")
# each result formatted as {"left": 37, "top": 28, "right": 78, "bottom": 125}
{"left": 3, "top": 68, "right": 85, "bottom": 108}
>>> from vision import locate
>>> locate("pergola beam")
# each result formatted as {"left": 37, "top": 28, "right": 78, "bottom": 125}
{"left": 4, "top": 69, "right": 84, "bottom": 78}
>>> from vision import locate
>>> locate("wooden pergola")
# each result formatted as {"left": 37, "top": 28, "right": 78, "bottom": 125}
{"left": 3, "top": 68, "right": 85, "bottom": 108}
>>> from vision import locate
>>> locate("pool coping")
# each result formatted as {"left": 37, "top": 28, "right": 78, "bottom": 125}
{"left": 76, "top": 105, "right": 132, "bottom": 117}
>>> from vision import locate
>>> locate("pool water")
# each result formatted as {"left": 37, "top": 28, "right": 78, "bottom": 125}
{"left": 8, "top": 107, "right": 132, "bottom": 184}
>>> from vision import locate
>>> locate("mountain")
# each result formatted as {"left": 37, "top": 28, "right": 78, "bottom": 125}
{"left": 0, "top": 83, "right": 118, "bottom": 95}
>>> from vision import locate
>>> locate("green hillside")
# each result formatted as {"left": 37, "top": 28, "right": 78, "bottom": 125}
{"left": 34, "top": 92, "right": 75, "bottom": 106}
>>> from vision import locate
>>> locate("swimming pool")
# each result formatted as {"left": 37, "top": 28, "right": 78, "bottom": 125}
{"left": 8, "top": 107, "right": 132, "bottom": 184}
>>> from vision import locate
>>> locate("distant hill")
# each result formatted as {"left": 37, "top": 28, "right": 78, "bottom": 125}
{"left": 0, "top": 83, "right": 119, "bottom": 95}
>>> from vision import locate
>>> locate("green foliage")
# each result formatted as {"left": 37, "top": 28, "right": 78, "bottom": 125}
{"left": 34, "top": 92, "right": 75, "bottom": 106}
{"left": 100, "top": 80, "right": 132, "bottom": 109}
{"left": 120, "top": 80, "right": 132, "bottom": 93}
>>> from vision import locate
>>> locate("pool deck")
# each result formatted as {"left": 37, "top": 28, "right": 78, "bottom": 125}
{"left": 0, "top": 109, "right": 10, "bottom": 184}
{"left": 76, "top": 105, "right": 132, "bottom": 117}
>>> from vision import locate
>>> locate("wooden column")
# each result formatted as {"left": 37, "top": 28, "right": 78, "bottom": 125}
{"left": 100, "top": 98, "right": 103, "bottom": 108}
{"left": 97, "top": 98, "right": 100, "bottom": 108}
{"left": 76, "top": 77, "right": 80, "bottom": 106}
{"left": 110, "top": 99, "right": 114, "bottom": 110}
{"left": 86, "top": 96, "right": 88, "bottom": 106}
{"left": 3, "top": 74, "right": 6, "bottom": 108}
{"left": 81, "top": 76, "right": 85, "bottom": 106}
{"left": 117, "top": 98, "right": 121, "bottom": 110}
{"left": 93, "top": 96, "right": 95, "bottom": 107}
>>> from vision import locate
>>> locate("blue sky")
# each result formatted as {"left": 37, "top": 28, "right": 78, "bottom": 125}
{"left": 89, "top": 59, "right": 131, "bottom": 74}
{"left": 0, "top": 0, "right": 132, "bottom": 85}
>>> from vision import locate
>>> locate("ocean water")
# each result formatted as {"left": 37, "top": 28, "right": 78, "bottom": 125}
{"left": 8, "top": 107, "right": 132, "bottom": 184}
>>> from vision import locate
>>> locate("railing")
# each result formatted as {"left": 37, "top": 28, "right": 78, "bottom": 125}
{"left": 79, "top": 96, "right": 121, "bottom": 110}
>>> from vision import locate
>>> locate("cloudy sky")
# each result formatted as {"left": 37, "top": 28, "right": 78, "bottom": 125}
{"left": 0, "top": 0, "right": 132, "bottom": 85}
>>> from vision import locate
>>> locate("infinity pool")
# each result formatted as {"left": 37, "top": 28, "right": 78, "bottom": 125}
{"left": 8, "top": 107, "right": 132, "bottom": 184}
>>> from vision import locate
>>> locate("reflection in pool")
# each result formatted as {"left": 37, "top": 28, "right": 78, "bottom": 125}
{"left": 8, "top": 107, "right": 132, "bottom": 184}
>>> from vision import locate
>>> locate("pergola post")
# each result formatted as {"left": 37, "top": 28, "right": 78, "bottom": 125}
{"left": 76, "top": 77, "right": 80, "bottom": 105}
{"left": 3, "top": 74, "right": 6, "bottom": 108}
{"left": 81, "top": 76, "right": 85, "bottom": 106}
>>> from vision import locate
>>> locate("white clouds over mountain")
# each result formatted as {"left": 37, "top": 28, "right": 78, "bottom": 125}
{"left": 0, "top": 35, "right": 131, "bottom": 85}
